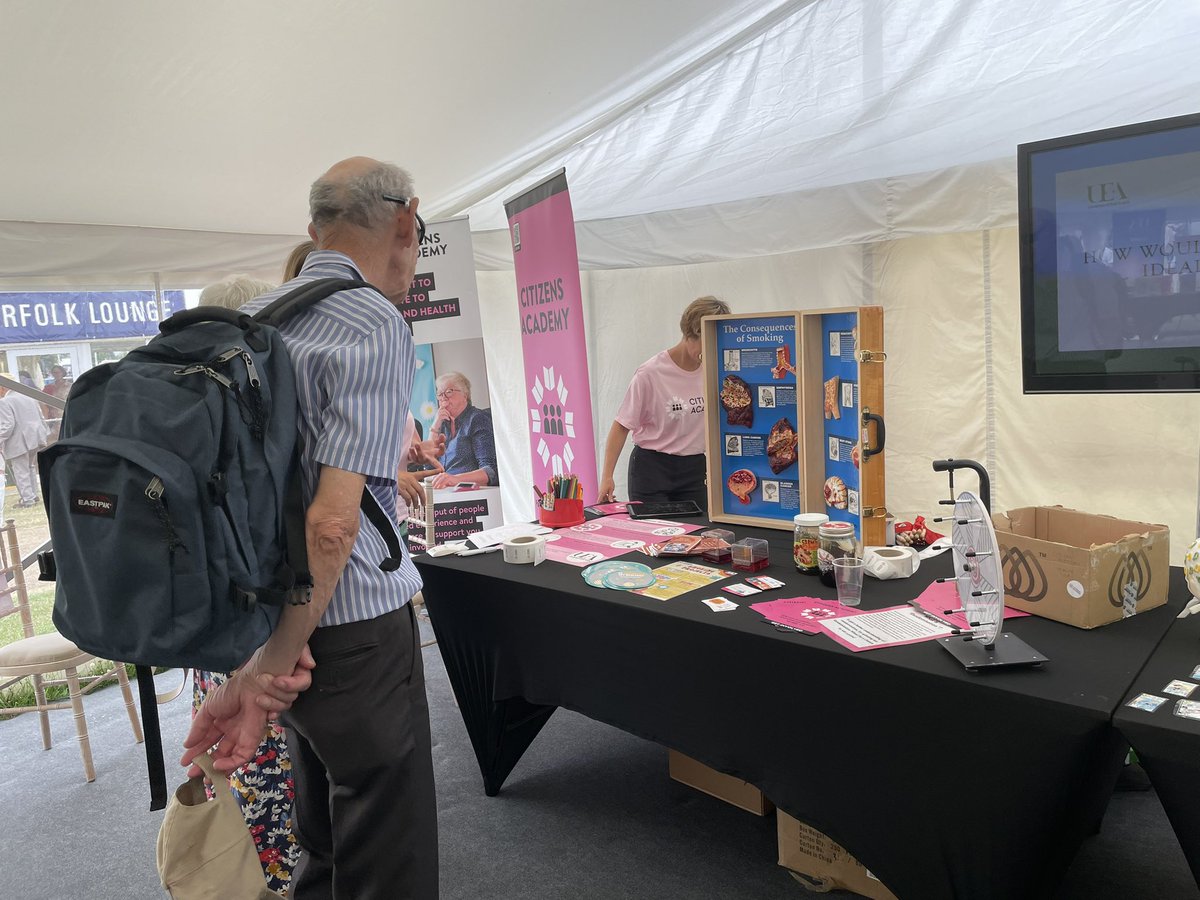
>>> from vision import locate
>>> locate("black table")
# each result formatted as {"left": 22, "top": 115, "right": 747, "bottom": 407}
{"left": 1115, "top": 607, "right": 1200, "bottom": 885}
{"left": 416, "top": 521, "right": 1185, "bottom": 899}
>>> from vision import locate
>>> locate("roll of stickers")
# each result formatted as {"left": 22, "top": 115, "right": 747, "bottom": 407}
{"left": 862, "top": 545, "right": 920, "bottom": 580}
{"left": 503, "top": 534, "right": 547, "bottom": 566}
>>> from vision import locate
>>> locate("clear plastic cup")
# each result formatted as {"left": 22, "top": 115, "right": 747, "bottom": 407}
{"left": 833, "top": 556, "right": 864, "bottom": 607}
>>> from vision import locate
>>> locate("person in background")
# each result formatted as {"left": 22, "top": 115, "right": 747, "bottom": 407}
{"left": 407, "top": 419, "right": 439, "bottom": 473}
{"left": 597, "top": 295, "right": 731, "bottom": 512}
{"left": 44, "top": 363, "right": 73, "bottom": 399}
{"left": 283, "top": 239, "right": 316, "bottom": 282}
{"left": 191, "top": 272, "right": 298, "bottom": 895}
{"left": 17, "top": 370, "right": 35, "bottom": 390}
{"left": 396, "top": 411, "right": 442, "bottom": 527}
{"left": 0, "top": 374, "right": 50, "bottom": 508}
{"left": 425, "top": 371, "right": 498, "bottom": 489}
{"left": 198, "top": 274, "right": 276, "bottom": 310}
{"left": 183, "top": 156, "right": 437, "bottom": 899}
{"left": 42, "top": 364, "right": 73, "bottom": 443}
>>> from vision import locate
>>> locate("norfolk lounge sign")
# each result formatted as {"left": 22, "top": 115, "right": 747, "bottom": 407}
{"left": 0, "top": 291, "right": 186, "bottom": 343}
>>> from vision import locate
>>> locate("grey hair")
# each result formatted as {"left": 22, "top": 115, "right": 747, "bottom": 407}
{"left": 199, "top": 275, "right": 277, "bottom": 311}
{"left": 436, "top": 371, "right": 471, "bottom": 403}
{"left": 309, "top": 161, "right": 415, "bottom": 233}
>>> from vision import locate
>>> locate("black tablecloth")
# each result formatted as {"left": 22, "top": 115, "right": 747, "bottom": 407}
{"left": 1115, "top": 608, "right": 1200, "bottom": 885}
{"left": 416, "top": 520, "right": 1185, "bottom": 900}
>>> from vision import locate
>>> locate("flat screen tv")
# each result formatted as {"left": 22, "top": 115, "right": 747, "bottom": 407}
{"left": 1019, "top": 111, "right": 1200, "bottom": 392}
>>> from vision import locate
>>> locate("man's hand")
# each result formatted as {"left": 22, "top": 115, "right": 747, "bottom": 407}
{"left": 181, "top": 646, "right": 315, "bottom": 776}
{"left": 410, "top": 434, "right": 446, "bottom": 464}
{"left": 397, "top": 471, "right": 425, "bottom": 510}
{"left": 181, "top": 669, "right": 273, "bottom": 776}
{"left": 255, "top": 644, "right": 316, "bottom": 711}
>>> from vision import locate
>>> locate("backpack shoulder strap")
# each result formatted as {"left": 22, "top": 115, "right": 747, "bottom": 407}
{"left": 249, "top": 481, "right": 404, "bottom": 609}
{"left": 361, "top": 489, "right": 404, "bottom": 572}
{"left": 253, "top": 277, "right": 370, "bottom": 328}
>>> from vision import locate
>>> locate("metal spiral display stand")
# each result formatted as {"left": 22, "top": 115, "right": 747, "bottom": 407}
{"left": 931, "top": 459, "right": 1048, "bottom": 672}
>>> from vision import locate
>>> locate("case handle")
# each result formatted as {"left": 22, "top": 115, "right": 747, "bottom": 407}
{"left": 862, "top": 409, "right": 885, "bottom": 458}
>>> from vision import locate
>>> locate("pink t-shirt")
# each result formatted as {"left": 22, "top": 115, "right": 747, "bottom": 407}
{"left": 615, "top": 350, "right": 707, "bottom": 456}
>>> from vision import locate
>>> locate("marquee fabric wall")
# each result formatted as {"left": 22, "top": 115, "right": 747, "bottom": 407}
{"left": 5, "top": 171, "right": 1190, "bottom": 563}
{"left": 479, "top": 227, "right": 1198, "bottom": 561}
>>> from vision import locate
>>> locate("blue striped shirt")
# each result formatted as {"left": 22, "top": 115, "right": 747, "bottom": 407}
{"left": 241, "top": 250, "right": 422, "bottom": 626}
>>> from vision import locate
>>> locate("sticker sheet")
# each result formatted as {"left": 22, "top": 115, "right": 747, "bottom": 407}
{"left": 1126, "top": 693, "right": 1168, "bottom": 712}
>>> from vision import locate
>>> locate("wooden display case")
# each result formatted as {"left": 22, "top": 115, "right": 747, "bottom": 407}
{"left": 702, "top": 311, "right": 805, "bottom": 530}
{"left": 702, "top": 307, "right": 886, "bottom": 544}
{"left": 798, "top": 307, "right": 887, "bottom": 546}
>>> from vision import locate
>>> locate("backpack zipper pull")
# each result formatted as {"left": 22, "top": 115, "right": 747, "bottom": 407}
{"left": 201, "top": 366, "right": 234, "bottom": 390}
{"left": 145, "top": 476, "right": 183, "bottom": 555}
{"left": 240, "top": 351, "right": 261, "bottom": 388}
{"left": 145, "top": 476, "right": 164, "bottom": 501}
{"left": 173, "top": 364, "right": 234, "bottom": 390}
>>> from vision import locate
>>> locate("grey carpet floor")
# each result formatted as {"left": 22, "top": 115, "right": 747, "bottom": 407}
{"left": 1, "top": 618, "right": 1196, "bottom": 899}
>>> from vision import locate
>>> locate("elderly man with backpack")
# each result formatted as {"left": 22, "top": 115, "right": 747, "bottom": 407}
{"left": 181, "top": 157, "right": 436, "bottom": 899}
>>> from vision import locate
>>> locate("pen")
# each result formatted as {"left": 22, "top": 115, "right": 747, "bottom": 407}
{"left": 458, "top": 545, "right": 502, "bottom": 557}
{"left": 906, "top": 600, "right": 954, "bottom": 628}
{"left": 765, "top": 620, "right": 817, "bottom": 635}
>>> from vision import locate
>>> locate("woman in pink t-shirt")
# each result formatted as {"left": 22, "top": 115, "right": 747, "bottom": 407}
{"left": 597, "top": 296, "right": 730, "bottom": 511}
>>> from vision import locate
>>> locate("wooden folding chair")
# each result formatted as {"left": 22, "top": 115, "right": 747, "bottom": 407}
{"left": 0, "top": 519, "right": 143, "bottom": 782}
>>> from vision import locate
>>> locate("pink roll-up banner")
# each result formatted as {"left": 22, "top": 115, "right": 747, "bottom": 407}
{"left": 504, "top": 169, "right": 598, "bottom": 503}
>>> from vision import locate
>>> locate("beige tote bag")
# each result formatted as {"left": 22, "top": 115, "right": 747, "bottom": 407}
{"left": 156, "top": 753, "right": 283, "bottom": 899}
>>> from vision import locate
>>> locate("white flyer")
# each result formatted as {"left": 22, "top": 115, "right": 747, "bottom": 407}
{"left": 467, "top": 521, "right": 551, "bottom": 549}
{"left": 818, "top": 606, "right": 953, "bottom": 652}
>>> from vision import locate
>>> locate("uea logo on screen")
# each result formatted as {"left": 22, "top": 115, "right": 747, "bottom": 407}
{"left": 1085, "top": 181, "right": 1129, "bottom": 207}
{"left": 529, "top": 365, "right": 576, "bottom": 475}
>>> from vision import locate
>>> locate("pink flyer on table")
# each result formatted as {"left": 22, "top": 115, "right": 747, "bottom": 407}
{"left": 544, "top": 515, "right": 702, "bottom": 567}
{"left": 910, "top": 579, "right": 1030, "bottom": 629}
{"left": 750, "top": 597, "right": 852, "bottom": 630}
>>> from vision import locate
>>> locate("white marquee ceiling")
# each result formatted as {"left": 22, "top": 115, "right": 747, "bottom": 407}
{"left": 2, "top": 0, "right": 1198, "bottom": 282}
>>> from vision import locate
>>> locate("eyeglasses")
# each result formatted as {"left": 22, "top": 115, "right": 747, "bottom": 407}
{"left": 436, "top": 387, "right": 462, "bottom": 399}
{"left": 381, "top": 194, "right": 427, "bottom": 245}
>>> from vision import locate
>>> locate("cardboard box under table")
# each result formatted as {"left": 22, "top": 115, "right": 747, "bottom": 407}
{"left": 777, "top": 811, "right": 897, "bottom": 900}
{"left": 667, "top": 750, "right": 772, "bottom": 816}
{"left": 993, "top": 506, "right": 1169, "bottom": 629}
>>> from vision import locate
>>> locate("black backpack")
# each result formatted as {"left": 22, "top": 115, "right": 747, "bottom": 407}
{"left": 38, "top": 277, "right": 404, "bottom": 808}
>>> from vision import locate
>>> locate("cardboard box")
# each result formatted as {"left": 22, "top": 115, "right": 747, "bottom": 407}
{"left": 992, "top": 506, "right": 1169, "bottom": 629}
{"left": 667, "top": 750, "right": 773, "bottom": 816}
{"left": 776, "top": 811, "right": 896, "bottom": 899}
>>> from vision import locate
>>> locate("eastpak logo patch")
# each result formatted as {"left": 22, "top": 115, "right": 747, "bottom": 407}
{"left": 70, "top": 491, "right": 117, "bottom": 518}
